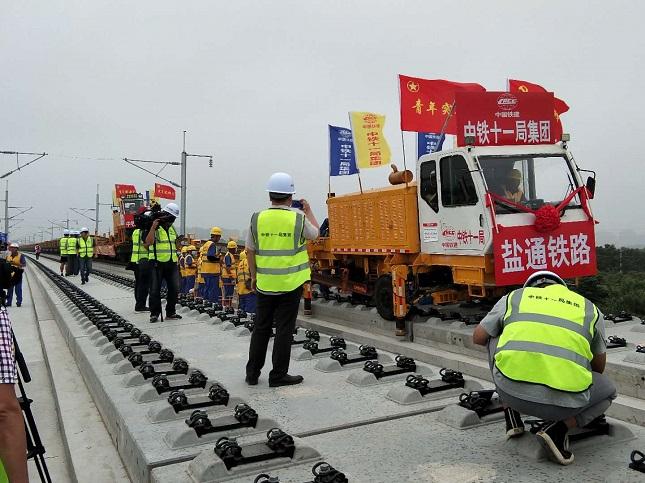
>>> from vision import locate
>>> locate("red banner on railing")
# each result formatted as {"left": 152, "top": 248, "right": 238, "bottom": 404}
{"left": 456, "top": 92, "right": 558, "bottom": 146}
{"left": 493, "top": 220, "right": 597, "bottom": 286}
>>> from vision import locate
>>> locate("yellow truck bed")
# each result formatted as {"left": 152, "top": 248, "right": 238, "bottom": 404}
{"left": 327, "top": 183, "right": 420, "bottom": 253}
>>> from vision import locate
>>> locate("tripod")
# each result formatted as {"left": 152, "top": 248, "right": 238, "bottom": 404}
{"left": 13, "top": 334, "right": 52, "bottom": 483}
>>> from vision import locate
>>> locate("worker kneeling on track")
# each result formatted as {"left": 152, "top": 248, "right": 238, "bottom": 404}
{"left": 473, "top": 270, "right": 616, "bottom": 466}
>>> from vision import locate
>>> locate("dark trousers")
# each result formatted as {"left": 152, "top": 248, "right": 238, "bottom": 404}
{"left": 246, "top": 285, "right": 303, "bottom": 381}
{"left": 66, "top": 254, "right": 77, "bottom": 275}
{"left": 149, "top": 260, "right": 179, "bottom": 317}
{"left": 79, "top": 257, "right": 92, "bottom": 282}
{"left": 134, "top": 259, "right": 152, "bottom": 310}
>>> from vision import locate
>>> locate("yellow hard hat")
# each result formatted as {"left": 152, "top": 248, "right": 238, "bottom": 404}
{"left": 181, "top": 246, "right": 189, "bottom": 253}
{"left": 508, "top": 169, "right": 522, "bottom": 180}
{"left": 227, "top": 240, "right": 238, "bottom": 249}
{"left": 239, "top": 250, "right": 247, "bottom": 261}
{"left": 210, "top": 226, "right": 222, "bottom": 236}
{"left": 187, "top": 245, "right": 196, "bottom": 251}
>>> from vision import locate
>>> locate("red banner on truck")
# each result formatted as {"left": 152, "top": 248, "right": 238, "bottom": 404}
{"left": 456, "top": 92, "right": 559, "bottom": 147}
{"left": 493, "top": 220, "right": 597, "bottom": 286}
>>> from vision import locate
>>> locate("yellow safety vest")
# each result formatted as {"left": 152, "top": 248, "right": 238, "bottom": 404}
{"left": 221, "top": 252, "right": 237, "bottom": 279}
{"left": 59, "top": 237, "right": 68, "bottom": 256}
{"left": 495, "top": 285, "right": 598, "bottom": 393}
{"left": 7, "top": 252, "right": 24, "bottom": 269}
{"left": 251, "top": 209, "right": 310, "bottom": 293}
{"left": 130, "top": 229, "right": 148, "bottom": 263}
{"left": 199, "top": 240, "right": 221, "bottom": 274}
{"left": 78, "top": 237, "right": 94, "bottom": 258}
{"left": 67, "top": 238, "right": 78, "bottom": 255}
{"left": 149, "top": 226, "right": 177, "bottom": 262}
{"left": 184, "top": 254, "right": 197, "bottom": 276}
{"left": 237, "top": 255, "right": 252, "bottom": 295}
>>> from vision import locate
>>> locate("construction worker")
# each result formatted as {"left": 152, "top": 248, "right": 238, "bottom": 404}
{"left": 236, "top": 249, "right": 256, "bottom": 313}
{"left": 184, "top": 245, "right": 198, "bottom": 295}
{"left": 245, "top": 172, "right": 319, "bottom": 387}
{"left": 59, "top": 229, "right": 70, "bottom": 275}
{"left": 178, "top": 246, "right": 188, "bottom": 293}
{"left": 503, "top": 168, "right": 526, "bottom": 204}
{"left": 5, "top": 244, "right": 26, "bottom": 307}
{"left": 66, "top": 230, "right": 79, "bottom": 276}
{"left": 144, "top": 203, "right": 182, "bottom": 322}
{"left": 34, "top": 243, "right": 41, "bottom": 260}
{"left": 200, "top": 227, "right": 223, "bottom": 303}
{"left": 473, "top": 270, "right": 616, "bottom": 466}
{"left": 131, "top": 214, "right": 151, "bottom": 312}
{"left": 77, "top": 227, "right": 95, "bottom": 285}
{"left": 221, "top": 241, "right": 238, "bottom": 306}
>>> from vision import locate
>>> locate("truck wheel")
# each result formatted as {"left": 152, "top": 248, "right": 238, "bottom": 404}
{"left": 374, "top": 275, "right": 394, "bottom": 321}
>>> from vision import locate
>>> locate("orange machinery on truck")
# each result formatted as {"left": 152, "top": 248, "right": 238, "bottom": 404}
{"left": 309, "top": 138, "right": 597, "bottom": 331}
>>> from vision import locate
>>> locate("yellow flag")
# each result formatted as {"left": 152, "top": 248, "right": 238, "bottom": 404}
{"left": 349, "top": 112, "right": 392, "bottom": 169}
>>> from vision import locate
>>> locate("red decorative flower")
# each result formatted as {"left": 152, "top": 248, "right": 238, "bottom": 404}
{"left": 534, "top": 204, "right": 561, "bottom": 233}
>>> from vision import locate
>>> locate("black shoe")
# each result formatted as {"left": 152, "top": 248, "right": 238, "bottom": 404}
{"left": 166, "top": 313, "right": 182, "bottom": 320}
{"left": 245, "top": 376, "right": 258, "bottom": 386}
{"left": 135, "top": 306, "right": 150, "bottom": 312}
{"left": 16, "top": 302, "right": 21, "bottom": 307}
{"left": 81, "top": 281, "right": 85, "bottom": 285}
{"left": 504, "top": 407, "right": 524, "bottom": 438}
{"left": 537, "top": 421, "right": 574, "bottom": 465}
{"left": 150, "top": 315, "right": 159, "bottom": 323}
{"left": 269, "top": 374, "right": 304, "bottom": 387}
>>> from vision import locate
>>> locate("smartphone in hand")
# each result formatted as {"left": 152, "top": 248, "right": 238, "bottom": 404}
{"left": 291, "top": 199, "right": 304, "bottom": 210}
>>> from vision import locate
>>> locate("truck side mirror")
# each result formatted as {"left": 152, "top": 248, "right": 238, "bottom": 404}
{"left": 585, "top": 176, "right": 596, "bottom": 199}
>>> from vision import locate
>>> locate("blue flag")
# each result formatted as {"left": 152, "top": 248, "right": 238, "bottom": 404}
{"left": 329, "top": 125, "right": 359, "bottom": 176}
{"left": 417, "top": 132, "right": 445, "bottom": 158}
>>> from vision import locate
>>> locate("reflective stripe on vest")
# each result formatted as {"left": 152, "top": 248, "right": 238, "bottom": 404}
{"left": 149, "top": 226, "right": 177, "bottom": 262}
{"left": 7, "top": 253, "right": 23, "bottom": 269}
{"left": 78, "top": 237, "right": 94, "bottom": 258}
{"left": 130, "top": 229, "right": 148, "bottom": 263}
{"left": 251, "top": 209, "right": 310, "bottom": 293}
{"left": 66, "top": 238, "right": 78, "bottom": 255}
{"left": 494, "top": 285, "right": 598, "bottom": 393}
{"left": 184, "top": 255, "right": 197, "bottom": 276}
{"left": 221, "top": 252, "right": 237, "bottom": 279}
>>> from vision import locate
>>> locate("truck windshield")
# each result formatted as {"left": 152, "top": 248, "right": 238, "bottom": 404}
{"left": 478, "top": 154, "right": 581, "bottom": 214}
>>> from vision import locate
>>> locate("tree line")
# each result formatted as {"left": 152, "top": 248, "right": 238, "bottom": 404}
{"left": 574, "top": 245, "right": 645, "bottom": 316}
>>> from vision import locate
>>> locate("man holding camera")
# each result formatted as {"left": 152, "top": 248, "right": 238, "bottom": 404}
{"left": 144, "top": 203, "right": 182, "bottom": 323}
{"left": 245, "top": 172, "right": 319, "bottom": 387}
{"left": 0, "top": 261, "right": 28, "bottom": 483}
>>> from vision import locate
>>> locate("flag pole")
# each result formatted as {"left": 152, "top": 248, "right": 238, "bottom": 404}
{"left": 357, "top": 169, "right": 363, "bottom": 194}
{"left": 433, "top": 100, "right": 456, "bottom": 153}
{"left": 327, "top": 126, "right": 332, "bottom": 197}
{"left": 400, "top": 130, "right": 409, "bottom": 188}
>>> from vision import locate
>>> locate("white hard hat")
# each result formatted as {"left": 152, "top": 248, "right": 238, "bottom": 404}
{"left": 63, "top": 229, "right": 70, "bottom": 235}
{"left": 9, "top": 242, "right": 19, "bottom": 248}
{"left": 266, "top": 172, "right": 296, "bottom": 194}
{"left": 523, "top": 270, "right": 566, "bottom": 288}
{"left": 80, "top": 227, "right": 89, "bottom": 232}
{"left": 162, "top": 202, "right": 180, "bottom": 217}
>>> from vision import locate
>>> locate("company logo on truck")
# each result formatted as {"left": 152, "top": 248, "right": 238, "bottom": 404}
{"left": 497, "top": 93, "right": 519, "bottom": 111}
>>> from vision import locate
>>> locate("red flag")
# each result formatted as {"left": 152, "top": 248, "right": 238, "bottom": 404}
{"left": 154, "top": 183, "right": 176, "bottom": 200}
{"left": 508, "top": 79, "right": 569, "bottom": 123}
{"left": 114, "top": 184, "right": 137, "bottom": 198}
{"left": 399, "top": 75, "right": 486, "bottom": 133}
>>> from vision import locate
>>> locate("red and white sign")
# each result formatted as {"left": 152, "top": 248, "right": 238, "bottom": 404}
{"left": 493, "top": 220, "right": 597, "bottom": 286}
{"left": 114, "top": 183, "right": 137, "bottom": 199}
{"left": 456, "top": 92, "right": 558, "bottom": 146}
{"left": 154, "top": 183, "right": 176, "bottom": 200}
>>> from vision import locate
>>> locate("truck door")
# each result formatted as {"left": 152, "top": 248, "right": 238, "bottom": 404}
{"left": 435, "top": 154, "right": 487, "bottom": 254}
{"left": 417, "top": 158, "right": 443, "bottom": 254}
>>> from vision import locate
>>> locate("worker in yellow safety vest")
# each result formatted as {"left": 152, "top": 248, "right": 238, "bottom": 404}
{"left": 59, "top": 229, "right": 70, "bottom": 275}
{"left": 178, "top": 246, "right": 188, "bottom": 293}
{"left": 236, "top": 249, "right": 256, "bottom": 313}
{"left": 77, "top": 227, "right": 95, "bottom": 285}
{"left": 200, "top": 227, "right": 223, "bottom": 304}
{"left": 221, "top": 240, "right": 238, "bottom": 306}
{"left": 5, "top": 243, "right": 26, "bottom": 307}
{"left": 183, "top": 245, "right": 198, "bottom": 295}
{"left": 473, "top": 270, "right": 616, "bottom": 466}
{"left": 130, "top": 217, "right": 151, "bottom": 312}
{"left": 244, "top": 172, "right": 319, "bottom": 388}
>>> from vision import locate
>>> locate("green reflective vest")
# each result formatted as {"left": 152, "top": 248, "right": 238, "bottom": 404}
{"left": 149, "top": 226, "right": 178, "bottom": 262}
{"left": 0, "top": 457, "right": 8, "bottom": 483}
{"left": 78, "top": 236, "right": 94, "bottom": 258}
{"left": 251, "top": 208, "right": 310, "bottom": 293}
{"left": 495, "top": 284, "right": 598, "bottom": 393}
{"left": 66, "top": 238, "right": 78, "bottom": 256}
{"left": 59, "top": 237, "right": 68, "bottom": 256}
{"left": 130, "top": 229, "right": 148, "bottom": 263}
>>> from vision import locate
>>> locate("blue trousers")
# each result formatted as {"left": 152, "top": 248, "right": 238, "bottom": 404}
{"left": 182, "top": 275, "right": 196, "bottom": 293}
{"left": 6, "top": 282, "right": 23, "bottom": 306}
{"left": 203, "top": 274, "right": 221, "bottom": 303}
{"left": 239, "top": 293, "right": 257, "bottom": 313}
{"left": 79, "top": 257, "right": 92, "bottom": 283}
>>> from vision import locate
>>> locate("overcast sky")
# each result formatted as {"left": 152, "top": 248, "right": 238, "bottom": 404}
{"left": 2, "top": 0, "right": 644, "bottom": 243}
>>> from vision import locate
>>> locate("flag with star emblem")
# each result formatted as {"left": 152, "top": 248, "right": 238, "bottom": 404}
{"left": 508, "top": 79, "right": 568, "bottom": 138}
{"left": 349, "top": 112, "right": 392, "bottom": 169}
{"left": 399, "top": 74, "right": 485, "bottom": 133}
